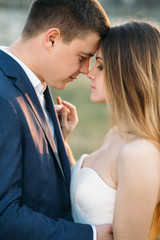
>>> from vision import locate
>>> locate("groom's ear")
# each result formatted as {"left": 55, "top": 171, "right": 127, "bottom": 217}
{"left": 44, "top": 28, "right": 61, "bottom": 51}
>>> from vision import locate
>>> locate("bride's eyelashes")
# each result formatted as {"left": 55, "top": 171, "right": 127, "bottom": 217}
{"left": 97, "top": 64, "right": 103, "bottom": 70}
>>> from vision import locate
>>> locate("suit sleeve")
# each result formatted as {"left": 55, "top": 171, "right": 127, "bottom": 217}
{"left": 0, "top": 97, "right": 93, "bottom": 240}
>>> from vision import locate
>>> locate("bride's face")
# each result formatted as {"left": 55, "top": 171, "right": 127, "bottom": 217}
{"left": 87, "top": 48, "right": 106, "bottom": 103}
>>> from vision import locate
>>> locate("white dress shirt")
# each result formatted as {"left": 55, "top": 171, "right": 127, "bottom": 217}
{"left": 0, "top": 46, "right": 97, "bottom": 240}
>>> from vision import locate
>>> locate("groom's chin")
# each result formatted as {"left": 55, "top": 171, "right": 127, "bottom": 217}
{"left": 56, "top": 83, "right": 68, "bottom": 90}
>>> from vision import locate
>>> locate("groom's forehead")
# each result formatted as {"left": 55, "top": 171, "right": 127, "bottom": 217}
{"left": 67, "top": 33, "right": 100, "bottom": 54}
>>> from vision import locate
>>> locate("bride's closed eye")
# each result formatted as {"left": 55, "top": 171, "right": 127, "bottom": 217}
{"left": 97, "top": 64, "right": 103, "bottom": 71}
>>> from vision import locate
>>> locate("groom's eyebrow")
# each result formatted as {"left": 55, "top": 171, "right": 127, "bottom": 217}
{"left": 80, "top": 52, "right": 94, "bottom": 57}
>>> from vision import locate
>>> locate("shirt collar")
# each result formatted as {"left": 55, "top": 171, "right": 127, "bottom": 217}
{"left": 35, "top": 81, "right": 47, "bottom": 95}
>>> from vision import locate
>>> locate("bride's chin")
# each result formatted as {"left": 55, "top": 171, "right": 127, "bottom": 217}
{"left": 90, "top": 95, "right": 106, "bottom": 104}
{"left": 90, "top": 95, "right": 94, "bottom": 102}
{"left": 90, "top": 95, "right": 97, "bottom": 103}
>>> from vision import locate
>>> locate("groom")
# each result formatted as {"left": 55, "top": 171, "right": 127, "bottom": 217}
{"left": 0, "top": 0, "right": 111, "bottom": 239}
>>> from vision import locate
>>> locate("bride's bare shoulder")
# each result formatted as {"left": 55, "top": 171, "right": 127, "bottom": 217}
{"left": 122, "top": 137, "right": 159, "bottom": 155}
{"left": 117, "top": 138, "right": 160, "bottom": 170}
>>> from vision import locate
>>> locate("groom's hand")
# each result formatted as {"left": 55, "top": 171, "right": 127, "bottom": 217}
{"left": 96, "top": 224, "right": 113, "bottom": 240}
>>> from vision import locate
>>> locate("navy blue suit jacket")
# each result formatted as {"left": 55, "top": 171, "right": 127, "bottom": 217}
{"left": 0, "top": 50, "right": 93, "bottom": 240}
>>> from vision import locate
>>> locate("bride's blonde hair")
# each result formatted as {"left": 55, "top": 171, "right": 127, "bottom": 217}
{"left": 100, "top": 20, "right": 160, "bottom": 239}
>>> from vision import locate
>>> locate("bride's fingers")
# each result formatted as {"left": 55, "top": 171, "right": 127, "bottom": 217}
{"left": 62, "top": 100, "right": 74, "bottom": 108}
{"left": 56, "top": 97, "right": 71, "bottom": 114}
{"left": 57, "top": 96, "right": 62, "bottom": 105}
{"left": 60, "top": 106, "right": 69, "bottom": 127}
{"left": 57, "top": 96, "right": 70, "bottom": 113}
{"left": 55, "top": 105, "right": 63, "bottom": 111}
{"left": 62, "top": 101, "right": 78, "bottom": 123}
{"left": 62, "top": 101, "right": 77, "bottom": 115}
{"left": 57, "top": 96, "right": 75, "bottom": 112}
{"left": 54, "top": 105, "right": 63, "bottom": 117}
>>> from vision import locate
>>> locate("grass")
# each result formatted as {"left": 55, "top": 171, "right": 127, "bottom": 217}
{"left": 51, "top": 74, "right": 111, "bottom": 160}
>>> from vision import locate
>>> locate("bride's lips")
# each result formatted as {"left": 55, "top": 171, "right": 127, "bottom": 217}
{"left": 91, "top": 85, "right": 96, "bottom": 90}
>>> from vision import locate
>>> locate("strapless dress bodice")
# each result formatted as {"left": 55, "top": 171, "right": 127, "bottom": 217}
{"left": 70, "top": 154, "right": 116, "bottom": 225}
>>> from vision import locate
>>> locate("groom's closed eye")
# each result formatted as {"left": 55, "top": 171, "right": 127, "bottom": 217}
{"left": 79, "top": 56, "right": 87, "bottom": 62}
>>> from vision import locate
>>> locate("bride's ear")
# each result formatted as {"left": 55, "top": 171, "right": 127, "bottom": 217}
{"left": 44, "top": 28, "right": 61, "bottom": 50}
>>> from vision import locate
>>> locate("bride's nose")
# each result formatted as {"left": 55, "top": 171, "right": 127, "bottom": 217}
{"left": 87, "top": 67, "right": 95, "bottom": 81}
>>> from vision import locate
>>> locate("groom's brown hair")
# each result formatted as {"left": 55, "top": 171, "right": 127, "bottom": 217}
{"left": 22, "top": 0, "right": 110, "bottom": 42}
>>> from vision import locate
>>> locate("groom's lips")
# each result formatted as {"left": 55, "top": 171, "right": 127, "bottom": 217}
{"left": 70, "top": 76, "right": 77, "bottom": 81}
{"left": 70, "top": 76, "right": 74, "bottom": 81}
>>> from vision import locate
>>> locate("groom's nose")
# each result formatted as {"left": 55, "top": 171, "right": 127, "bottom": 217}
{"left": 79, "top": 59, "right": 90, "bottom": 75}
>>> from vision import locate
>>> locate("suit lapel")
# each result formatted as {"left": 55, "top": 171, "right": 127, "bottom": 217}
{"left": 15, "top": 71, "right": 57, "bottom": 151}
{"left": 15, "top": 72, "right": 68, "bottom": 183}
{"left": 44, "top": 87, "right": 71, "bottom": 185}
{"left": 0, "top": 50, "right": 67, "bottom": 182}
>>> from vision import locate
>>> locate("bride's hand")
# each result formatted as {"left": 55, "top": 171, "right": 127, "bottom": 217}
{"left": 55, "top": 96, "right": 78, "bottom": 141}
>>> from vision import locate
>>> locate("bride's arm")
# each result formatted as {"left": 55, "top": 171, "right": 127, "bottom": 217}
{"left": 55, "top": 97, "right": 78, "bottom": 166}
{"left": 113, "top": 140, "right": 160, "bottom": 240}
{"left": 64, "top": 141, "right": 76, "bottom": 167}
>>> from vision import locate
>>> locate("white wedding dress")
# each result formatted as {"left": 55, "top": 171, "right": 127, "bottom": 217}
{"left": 70, "top": 154, "right": 116, "bottom": 225}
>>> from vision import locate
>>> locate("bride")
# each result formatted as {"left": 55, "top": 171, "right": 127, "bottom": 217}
{"left": 56, "top": 20, "right": 160, "bottom": 240}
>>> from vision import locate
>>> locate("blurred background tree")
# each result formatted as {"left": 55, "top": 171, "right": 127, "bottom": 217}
{"left": 0, "top": 0, "right": 159, "bottom": 159}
